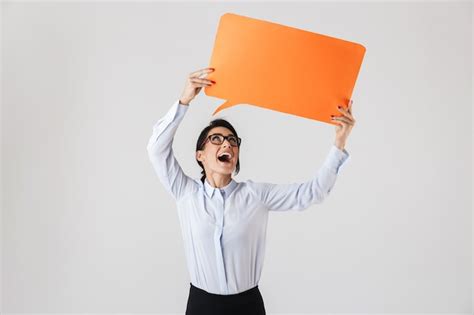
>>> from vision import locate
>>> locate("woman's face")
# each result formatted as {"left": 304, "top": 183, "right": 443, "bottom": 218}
{"left": 196, "top": 127, "right": 240, "bottom": 176}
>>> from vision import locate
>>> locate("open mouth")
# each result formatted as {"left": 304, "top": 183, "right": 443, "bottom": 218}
{"left": 217, "top": 153, "right": 232, "bottom": 164}
{"left": 217, "top": 155, "right": 231, "bottom": 163}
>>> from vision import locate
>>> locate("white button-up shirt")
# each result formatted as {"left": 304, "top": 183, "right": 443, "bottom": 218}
{"left": 147, "top": 99, "right": 350, "bottom": 295}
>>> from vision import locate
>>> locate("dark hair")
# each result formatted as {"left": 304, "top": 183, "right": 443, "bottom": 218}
{"left": 195, "top": 118, "right": 241, "bottom": 184}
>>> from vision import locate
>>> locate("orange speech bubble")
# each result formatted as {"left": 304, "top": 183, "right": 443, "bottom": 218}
{"left": 204, "top": 13, "right": 366, "bottom": 124}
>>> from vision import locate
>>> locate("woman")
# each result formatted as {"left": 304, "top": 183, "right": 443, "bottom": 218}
{"left": 147, "top": 67, "right": 356, "bottom": 314}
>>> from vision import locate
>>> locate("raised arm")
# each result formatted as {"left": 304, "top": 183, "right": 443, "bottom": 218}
{"left": 146, "top": 99, "right": 198, "bottom": 202}
{"left": 249, "top": 145, "right": 350, "bottom": 211}
{"left": 147, "top": 67, "right": 216, "bottom": 201}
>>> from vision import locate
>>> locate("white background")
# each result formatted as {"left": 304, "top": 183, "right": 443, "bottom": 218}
{"left": 1, "top": 1, "right": 472, "bottom": 313}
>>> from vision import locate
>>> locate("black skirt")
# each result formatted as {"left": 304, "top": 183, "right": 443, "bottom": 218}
{"left": 185, "top": 282, "right": 266, "bottom": 315}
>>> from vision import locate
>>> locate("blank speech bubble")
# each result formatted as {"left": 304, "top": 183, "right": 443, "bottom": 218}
{"left": 204, "top": 13, "right": 366, "bottom": 125}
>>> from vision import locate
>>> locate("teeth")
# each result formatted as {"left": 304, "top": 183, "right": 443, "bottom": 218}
{"left": 218, "top": 152, "right": 232, "bottom": 158}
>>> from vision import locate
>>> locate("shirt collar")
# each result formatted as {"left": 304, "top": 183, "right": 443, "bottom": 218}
{"left": 203, "top": 177, "right": 238, "bottom": 198}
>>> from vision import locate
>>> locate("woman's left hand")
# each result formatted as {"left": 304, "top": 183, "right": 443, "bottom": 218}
{"left": 332, "top": 99, "right": 356, "bottom": 150}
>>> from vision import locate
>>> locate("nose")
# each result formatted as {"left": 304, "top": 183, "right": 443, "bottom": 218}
{"left": 221, "top": 139, "right": 232, "bottom": 147}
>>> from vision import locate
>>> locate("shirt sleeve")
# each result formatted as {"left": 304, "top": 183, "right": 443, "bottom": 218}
{"left": 248, "top": 145, "right": 351, "bottom": 211}
{"left": 146, "top": 99, "right": 198, "bottom": 202}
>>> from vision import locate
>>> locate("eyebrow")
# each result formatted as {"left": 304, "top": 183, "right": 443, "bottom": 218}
{"left": 212, "top": 132, "right": 235, "bottom": 137}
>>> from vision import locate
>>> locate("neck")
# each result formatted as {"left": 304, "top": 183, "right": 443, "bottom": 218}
{"left": 206, "top": 174, "right": 232, "bottom": 188}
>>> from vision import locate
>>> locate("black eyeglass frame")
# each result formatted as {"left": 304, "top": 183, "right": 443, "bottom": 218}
{"left": 201, "top": 133, "right": 242, "bottom": 148}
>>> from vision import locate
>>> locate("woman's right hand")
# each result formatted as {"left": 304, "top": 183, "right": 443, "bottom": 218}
{"left": 179, "top": 67, "right": 216, "bottom": 105}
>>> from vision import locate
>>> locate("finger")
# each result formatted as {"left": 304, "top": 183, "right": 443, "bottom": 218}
{"left": 348, "top": 99, "right": 353, "bottom": 113}
{"left": 190, "top": 68, "right": 214, "bottom": 78}
{"left": 331, "top": 116, "right": 354, "bottom": 125}
{"left": 190, "top": 80, "right": 212, "bottom": 87}
{"left": 337, "top": 106, "right": 354, "bottom": 119}
{"left": 190, "top": 67, "right": 214, "bottom": 76}
{"left": 191, "top": 78, "right": 214, "bottom": 83}
{"left": 197, "top": 70, "right": 215, "bottom": 79}
{"left": 336, "top": 108, "right": 354, "bottom": 122}
{"left": 192, "top": 83, "right": 212, "bottom": 87}
{"left": 192, "top": 84, "right": 211, "bottom": 89}
{"left": 191, "top": 78, "right": 214, "bottom": 85}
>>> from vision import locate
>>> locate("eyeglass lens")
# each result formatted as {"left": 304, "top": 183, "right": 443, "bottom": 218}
{"left": 210, "top": 134, "right": 239, "bottom": 146}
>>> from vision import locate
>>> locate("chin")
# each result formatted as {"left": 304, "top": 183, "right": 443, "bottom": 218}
{"left": 216, "top": 166, "right": 234, "bottom": 175}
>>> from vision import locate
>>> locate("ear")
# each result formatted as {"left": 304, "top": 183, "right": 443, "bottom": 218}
{"left": 196, "top": 150, "right": 204, "bottom": 162}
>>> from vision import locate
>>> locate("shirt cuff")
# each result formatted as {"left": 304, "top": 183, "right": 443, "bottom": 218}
{"left": 177, "top": 99, "right": 189, "bottom": 115}
{"left": 323, "top": 144, "right": 351, "bottom": 174}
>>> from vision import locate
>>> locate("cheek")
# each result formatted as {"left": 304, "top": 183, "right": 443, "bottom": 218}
{"left": 208, "top": 151, "right": 219, "bottom": 162}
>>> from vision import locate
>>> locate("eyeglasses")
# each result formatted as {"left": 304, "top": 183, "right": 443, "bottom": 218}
{"left": 203, "top": 133, "right": 241, "bottom": 147}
